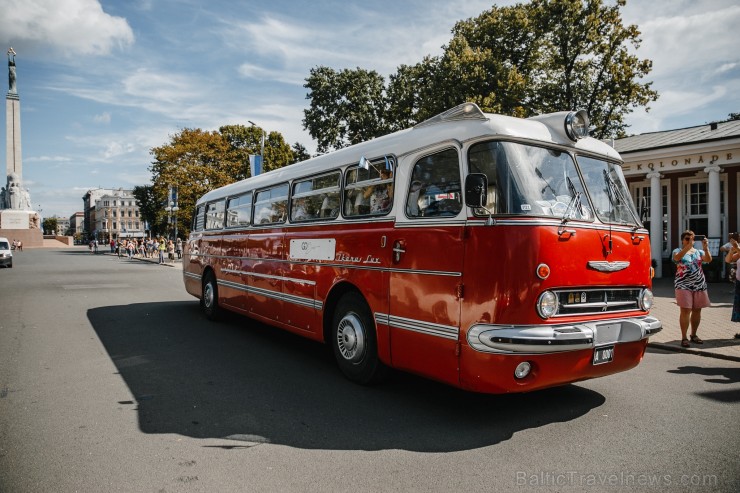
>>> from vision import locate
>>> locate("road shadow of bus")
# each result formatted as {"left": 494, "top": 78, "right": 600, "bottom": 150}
{"left": 87, "top": 302, "right": 605, "bottom": 452}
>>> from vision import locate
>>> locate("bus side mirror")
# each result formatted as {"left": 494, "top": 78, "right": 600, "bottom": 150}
{"left": 465, "top": 173, "right": 488, "bottom": 208}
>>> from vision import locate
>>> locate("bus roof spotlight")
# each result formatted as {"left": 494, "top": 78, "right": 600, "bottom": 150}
{"left": 514, "top": 361, "right": 532, "bottom": 379}
{"left": 565, "top": 110, "right": 589, "bottom": 141}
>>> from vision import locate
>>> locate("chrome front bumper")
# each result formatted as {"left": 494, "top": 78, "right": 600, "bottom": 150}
{"left": 467, "top": 316, "right": 662, "bottom": 354}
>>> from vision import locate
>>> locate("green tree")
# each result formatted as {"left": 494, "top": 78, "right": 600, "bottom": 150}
{"left": 42, "top": 217, "right": 58, "bottom": 235}
{"left": 148, "top": 125, "right": 295, "bottom": 238}
{"left": 290, "top": 142, "right": 311, "bottom": 163}
{"left": 220, "top": 124, "right": 295, "bottom": 175}
{"left": 304, "top": 0, "right": 657, "bottom": 147}
{"left": 132, "top": 185, "right": 160, "bottom": 236}
{"left": 150, "top": 128, "right": 240, "bottom": 238}
{"left": 303, "top": 66, "right": 390, "bottom": 153}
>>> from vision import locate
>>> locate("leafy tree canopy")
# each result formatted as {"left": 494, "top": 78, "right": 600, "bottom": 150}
{"left": 303, "top": 0, "right": 658, "bottom": 149}
{"left": 148, "top": 125, "right": 295, "bottom": 238}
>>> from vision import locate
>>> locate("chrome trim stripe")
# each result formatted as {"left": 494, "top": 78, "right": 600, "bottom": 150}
{"left": 187, "top": 254, "right": 461, "bottom": 277}
{"left": 376, "top": 312, "right": 459, "bottom": 340}
{"left": 221, "top": 268, "right": 317, "bottom": 286}
{"left": 184, "top": 271, "right": 201, "bottom": 281}
{"left": 394, "top": 220, "right": 467, "bottom": 228}
{"left": 217, "top": 280, "right": 323, "bottom": 310}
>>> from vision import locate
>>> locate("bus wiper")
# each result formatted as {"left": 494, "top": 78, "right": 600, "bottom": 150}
{"left": 558, "top": 177, "right": 581, "bottom": 235}
{"left": 562, "top": 177, "right": 582, "bottom": 223}
{"left": 603, "top": 170, "right": 641, "bottom": 226}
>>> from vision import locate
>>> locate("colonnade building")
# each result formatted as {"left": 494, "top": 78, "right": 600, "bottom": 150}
{"left": 616, "top": 119, "right": 740, "bottom": 278}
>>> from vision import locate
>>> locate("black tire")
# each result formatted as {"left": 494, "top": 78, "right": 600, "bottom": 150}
{"left": 201, "top": 271, "right": 221, "bottom": 321}
{"left": 331, "top": 291, "right": 388, "bottom": 385}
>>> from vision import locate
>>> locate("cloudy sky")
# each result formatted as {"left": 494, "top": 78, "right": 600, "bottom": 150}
{"left": 0, "top": 0, "right": 738, "bottom": 218}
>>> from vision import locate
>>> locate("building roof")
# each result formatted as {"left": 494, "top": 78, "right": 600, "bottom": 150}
{"left": 613, "top": 119, "right": 740, "bottom": 154}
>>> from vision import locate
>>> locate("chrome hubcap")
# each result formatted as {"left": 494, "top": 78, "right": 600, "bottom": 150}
{"left": 336, "top": 313, "right": 365, "bottom": 363}
{"left": 204, "top": 282, "right": 214, "bottom": 309}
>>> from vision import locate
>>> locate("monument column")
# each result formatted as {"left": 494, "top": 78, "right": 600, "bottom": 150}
{"left": 0, "top": 47, "right": 41, "bottom": 246}
{"left": 6, "top": 47, "right": 21, "bottom": 178}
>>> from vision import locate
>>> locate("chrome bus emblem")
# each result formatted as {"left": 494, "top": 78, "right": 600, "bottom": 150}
{"left": 587, "top": 261, "right": 630, "bottom": 272}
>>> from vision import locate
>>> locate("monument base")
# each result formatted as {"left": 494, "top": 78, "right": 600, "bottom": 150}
{"left": 0, "top": 227, "right": 43, "bottom": 247}
{"left": 0, "top": 210, "right": 43, "bottom": 247}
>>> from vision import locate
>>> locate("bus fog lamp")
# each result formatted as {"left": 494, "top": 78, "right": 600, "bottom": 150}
{"left": 537, "top": 291, "right": 558, "bottom": 319}
{"left": 640, "top": 289, "right": 654, "bottom": 311}
{"left": 514, "top": 362, "right": 532, "bottom": 379}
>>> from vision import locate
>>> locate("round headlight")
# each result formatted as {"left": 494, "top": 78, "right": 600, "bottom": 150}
{"left": 537, "top": 290, "right": 558, "bottom": 319}
{"left": 565, "top": 109, "right": 590, "bottom": 141}
{"left": 640, "top": 289, "right": 654, "bottom": 311}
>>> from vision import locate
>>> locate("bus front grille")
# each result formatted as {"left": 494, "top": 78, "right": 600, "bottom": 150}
{"left": 554, "top": 288, "right": 642, "bottom": 316}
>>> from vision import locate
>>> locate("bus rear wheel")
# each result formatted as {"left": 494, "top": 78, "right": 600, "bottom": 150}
{"left": 331, "top": 292, "right": 387, "bottom": 385}
{"left": 201, "top": 271, "right": 221, "bottom": 321}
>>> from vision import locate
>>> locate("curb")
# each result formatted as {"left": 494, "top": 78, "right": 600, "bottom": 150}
{"left": 647, "top": 341, "right": 740, "bottom": 363}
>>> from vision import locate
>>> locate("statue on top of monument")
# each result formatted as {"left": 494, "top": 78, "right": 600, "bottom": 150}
{"left": 7, "top": 47, "right": 16, "bottom": 94}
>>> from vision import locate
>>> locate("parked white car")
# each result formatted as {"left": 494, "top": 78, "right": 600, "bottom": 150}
{"left": 0, "top": 237, "right": 12, "bottom": 268}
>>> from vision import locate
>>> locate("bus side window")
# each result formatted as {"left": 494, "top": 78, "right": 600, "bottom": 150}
{"left": 193, "top": 205, "right": 205, "bottom": 231}
{"left": 205, "top": 200, "right": 225, "bottom": 230}
{"left": 226, "top": 193, "right": 253, "bottom": 228}
{"left": 253, "top": 184, "right": 289, "bottom": 225}
{"left": 344, "top": 159, "right": 394, "bottom": 218}
{"left": 291, "top": 171, "right": 341, "bottom": 222}
{"left": 406, "top": 148, "right": 462, "bottom": 218}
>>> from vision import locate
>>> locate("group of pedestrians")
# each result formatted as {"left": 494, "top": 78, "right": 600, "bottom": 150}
{"left": 672, "top": 230, "right": 740, "bottom": 347}
{"left": 10, "top": 239, "right": 22, "bottom": 251}
{"left": 112, "top": 237, "right": 182, "bottom": 264}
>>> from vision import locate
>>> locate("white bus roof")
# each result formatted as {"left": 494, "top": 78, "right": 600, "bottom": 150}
{"left": 197, "top": 103, "right": 621, "bottom": 205}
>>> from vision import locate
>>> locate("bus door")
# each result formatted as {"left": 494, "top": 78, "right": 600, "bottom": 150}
{"left": 388, "top": 147, "right": 465, "bottom": 386}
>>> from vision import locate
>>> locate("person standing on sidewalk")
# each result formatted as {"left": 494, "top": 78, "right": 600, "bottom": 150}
{"left": 158, "top": 237, "right": 166, "bottom": 264}
{"left": 672, "top": 230, "right": 712, "bottom": 348}
{"left": 724, "top": 236, "right": 740, "bottom": 338}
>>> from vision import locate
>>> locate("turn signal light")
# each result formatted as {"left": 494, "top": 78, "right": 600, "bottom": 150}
{"left": 536, "top": 263, "right": 550, "bottom": 280}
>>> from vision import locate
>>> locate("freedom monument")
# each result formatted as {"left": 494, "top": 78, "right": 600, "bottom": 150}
{"left": 0, "top": 47, "right": 42, "bottom": 246}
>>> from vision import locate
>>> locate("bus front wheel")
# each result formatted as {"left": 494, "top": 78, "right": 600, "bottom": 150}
{"left": 201, "top": 271, "right": 221, "bottom": 321}
{"left": 331, "top": 292, "right": 387, "bottom": 385}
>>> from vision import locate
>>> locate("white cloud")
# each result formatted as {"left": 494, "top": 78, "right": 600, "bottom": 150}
{"left": 238, "top": 63, "right": 305, "bottom": 85}
{"left": 0, "top": 0, "right": 134, "bottom": 57}
{"left": 94, "top": 112, "right": 111, "bottom": 124}
{"left": 25, "top": 155, "right": 73, "bottom": 162}
{"left": 624, "top": 3, "right": 740, "bottom": 80}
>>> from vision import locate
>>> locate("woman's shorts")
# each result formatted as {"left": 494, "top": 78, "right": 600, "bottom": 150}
{"left": 675, "top": 289, "right": 711, "bottom": 309}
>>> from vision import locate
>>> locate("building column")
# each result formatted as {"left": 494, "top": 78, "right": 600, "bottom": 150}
{"left": 647, "top": 171, "right": 663, "bottom": 278}
{"left": 705, "top": 165, "right": 721, "bottom": 239}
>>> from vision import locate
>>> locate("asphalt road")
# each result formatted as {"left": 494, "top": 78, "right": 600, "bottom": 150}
{"left": 1, "top": 248, "right": 738, "bottom": 492}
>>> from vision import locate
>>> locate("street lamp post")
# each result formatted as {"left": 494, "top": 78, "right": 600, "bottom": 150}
{"left": 165, "top": 185, "right": 179, "bottom": 240}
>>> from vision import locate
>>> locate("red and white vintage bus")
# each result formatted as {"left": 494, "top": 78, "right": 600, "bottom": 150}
{"left": 183, "top": 103, "right": 661, "bottom": 394}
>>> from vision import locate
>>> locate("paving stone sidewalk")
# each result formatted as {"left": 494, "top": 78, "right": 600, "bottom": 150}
{"left": 648, "top": 277, "right": 740, "bottom": 361}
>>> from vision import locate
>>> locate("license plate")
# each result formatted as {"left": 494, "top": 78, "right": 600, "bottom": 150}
{"left": 593, "top": 345, "right": 615, "bottom": 365}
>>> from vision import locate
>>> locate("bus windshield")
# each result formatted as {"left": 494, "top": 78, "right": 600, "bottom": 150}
{"left": 468, "top": 140, "right": 639, "bottom": 226}
{"left": 576, "top": 155, "right": 640, "bottom": 226}
{"left": 468, "top": 140, "right": 591, "bottom": 221}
